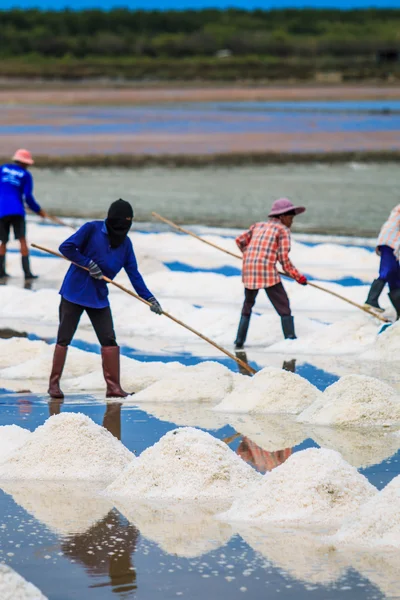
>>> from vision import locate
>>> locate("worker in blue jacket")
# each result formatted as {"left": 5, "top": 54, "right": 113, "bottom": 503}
{"left": 48, "top": 198, "right": 162, "bottom": 400}
{"left": 0, "top": 149, "right": 49, "bottom": 279}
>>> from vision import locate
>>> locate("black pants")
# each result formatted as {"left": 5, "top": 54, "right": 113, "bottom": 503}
{"left": 241, "top": 283, "right": 291, "bottom": 318}
{"left": 0, "top": 215, "right": 26, "bottom": 243}
{"left": 57, "top": 297, "right": 117, "bottom": 347}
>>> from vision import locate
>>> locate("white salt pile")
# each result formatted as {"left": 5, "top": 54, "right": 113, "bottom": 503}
{"left": 220, "top": 448, "right": 376, "bottom": 525}
{"left": 361, "top": 320, "right": 400, "bottom": 361}
{"left": 131, "top": 361, "right": 237, "bottom": 403}
{"left": 298, "top": 374, "right": 400, "bottom": 427}
{"left": 0, "top": 338, "right": 48, "bottom": 369}
{"left": 0, "top": 480, "right": 112, "bottom": 536}
{"left": 0, "top": 413, "right": 134, "bottom": 482}
{"left": 333, "top": 474, "right": 400, "bottom": 549}
{"left": 106, "top": 427, "right": 261, "bottom": 500}
{"left": 237, "top": 525, "right": 347, "bottom": 585}
{"left": 116, "top": 499, "right": 233, "bottom": 558}
{"left": 214, "top": 367, "right": 321, "bottom": 415}
{"left": 0, "top": 564, "right": 47, "bottom": 600}
{"left": 0, "top": 425, "right": 31, "bottom": 460}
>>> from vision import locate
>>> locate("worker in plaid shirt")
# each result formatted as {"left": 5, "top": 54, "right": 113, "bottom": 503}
{"left": 364, "top": 203, "right": 400, "bottom": 319}
{"left": 234, "top": 198, "right": 307, "bottom": 348}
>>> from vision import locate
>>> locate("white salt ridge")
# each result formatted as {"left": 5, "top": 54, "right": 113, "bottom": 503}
{"left": 333, "top": 474, "right": 400, "bottom": 549}
{"left": 220, "top": 448, "right": 376, "bottom": 525}
{"left": 116, "top": 499, "right": 233, "bottom": 558}
{"left": 131, "top": 361, "right": 237, "bottom": 403}
{"left": 214, "top": 367, "right": 321, "bottom": 415}
{"left": 0, "top": 425, "right": 31, "bottom": 460}
{"left": 298, "top": 374, "right": 400, "bottom": 427}
{"left": 0, "top": 564, "right": 47, "bottom": 600}
{"left": 0, "top": 338, "right": 48, "bottom": 369}
{"left": 361, "top": 320, "right": 400, "bottom": 361}
{"left": 0, "top": 413, "right": 134, "bottom": 482}
{"left": 106, "top": 427, "right": 261, "bottom": 500}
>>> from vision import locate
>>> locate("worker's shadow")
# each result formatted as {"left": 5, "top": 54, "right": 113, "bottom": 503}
{"left": 235, "top": 351, "right": 296, "bottom": 375}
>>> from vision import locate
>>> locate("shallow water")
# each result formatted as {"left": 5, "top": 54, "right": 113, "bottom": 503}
{"left": 35, "top": 162, "right": 398, "bottom": 235}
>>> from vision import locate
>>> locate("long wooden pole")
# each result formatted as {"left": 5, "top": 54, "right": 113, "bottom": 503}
{"left": 31, "top": 243, "right": 257, "bottom": 376}
{"left": 46, "top": 215, "right": 76, "bottom": 230}
{"left": 152, "top": 212, "right": 388, "bottom": 324}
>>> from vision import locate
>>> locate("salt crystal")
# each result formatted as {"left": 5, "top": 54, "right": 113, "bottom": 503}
{"left": 0, "top": 564, "right": 47, "bottom": 600}
{"left": 0, "top": 426, "right": 31, "bottom": 461}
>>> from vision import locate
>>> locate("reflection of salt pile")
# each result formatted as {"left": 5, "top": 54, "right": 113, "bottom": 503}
{"left": 214, "top": 367, "right": 321, "bottom": 414}
{"left": 221, "top": 448, "right": 375, "bottom": 525}
{"left": 307, "top": 425, "right": 400, "bottom": 468}
{"left": 298, "top": 375, "right": 400, "bottom": 427}
{"left": 69, "top": 357, "right": 185, "bottom": 393}
{"left": 106, "top": 427, "right": 261, "bottom": 500}
{"left": 116, "top": 499, "right": 233, "bottom": 558}
{"left": 0, "top": 564, "right": 47, "bottom": 600}
{"left": 134, "top": 401, "right": 228, "bottom": 430}
{"left": 333, "top": 475, "right": 400, "bottom": 549}
{"left": 0, "top": 480, "right": 112, "bottom": 536}
{"left": 0, "top": 426, "right": 31, "bottom": 460}
{"left": 346, "top": 550, "right": 400, "bottom": 599}
{"left": 131, "top": 362, "right": 237, "bottom": 403}
{"left": 237, "top": 525, "right": 347, "bottom": 585}
{"left": 227, "top": 414, "right": 306, "bottom": 452}
{"left": 0, "top": 413, "right": 134, "bottom": 482}
{"left": 361, "top": 320, "right": 400, "bottom": 360}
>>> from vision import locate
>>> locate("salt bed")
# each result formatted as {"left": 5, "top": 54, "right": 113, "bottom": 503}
{"left": 0, "top": 564, "right": 47, "bottom": 600}
{"left": 214, "top": 367, "right": 321, "bottom": 415}
{"left": 0, "top": 426, "right": 31, "bottom": 461}
{"left": 237, "top": 525, "right": 347, "bottom": 585}
{"left": 131, "top": 361, "right": 238, "bottom": 403}
{"left": 0, "top": 413, "right": 134, "bottom": 482}
{"left": 226, "top": 414, "right": 306, "bottom": 452}
{"left": 134, "top": 401, "right": 228, "bottom": 430}
{"left": 0, "top": 480, "right": 113, "bottom": 536}
{"left": 115, "top": 499, "right": 233, "bottom": 558}
{"left": 361, "top": 319, "right": 400, "bottom": 361}
{"left": 298, "top": 374, "right": 400, "bottom": 427}
{"left": 306, "top": 424, "right": 400, "bottom": 468}
{"left": 333, "top": 474, "right": 400, "bottom": 549}
{"left": 220, "top": 448, "right": 376, "bottom": 526}
{"left": 106, "top": 427, "right": 261, "bottom": 501}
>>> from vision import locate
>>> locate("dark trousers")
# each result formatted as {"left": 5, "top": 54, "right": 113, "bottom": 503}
{"left": 57, "top": 297, "right": 117, "bottom": 347}
{"left": 241, "top": 283, "right": 291, "bottom": 318}
{"left": 379, "top": 245, "right": 400, "bottom": 292}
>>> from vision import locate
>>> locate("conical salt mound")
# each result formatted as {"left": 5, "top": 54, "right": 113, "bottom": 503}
{"left": 0, "top": 425, "right": 31, "bottom": 460}
{"left": 0, "top": 413, "right": 134, "bottom": 483}
{"left": 333, "top": 474, "right": 400, "bottom": 549}
{"left": 0, "top": 564, "right": 47, "bottom": 600}
{"left": 298, "top": 374, "right": 400, "bottom": 427}
{"left": 220, "top": 448, "right": 376, "bottom": 525}
{"left": 106, "top": 427, "right": 261, "bottom": 500}
{"left": 214, "top": 367, "right": 321, "bottom": 415}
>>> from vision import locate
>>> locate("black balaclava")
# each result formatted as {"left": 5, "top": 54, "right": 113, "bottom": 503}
{"left": 106, "top": 199, "right": 133, "bottom": 249}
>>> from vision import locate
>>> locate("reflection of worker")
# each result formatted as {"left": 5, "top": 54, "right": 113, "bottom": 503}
{"left": 0, "top": 149, "right": 49, "bottom": 280}
{"left": 237, "top": 437, "right": 292, "bottom": 474}
{"left": 103, "top": 402, "right": 122, "bottom": 441}
{"left": 365, "top": 204, "right": 400, "bottom": 319}
{"left": 235, "top": 198, "right": 307, "bottom": 348}
{"left": 61, "top": 509, "right": 139, "bottom": 595}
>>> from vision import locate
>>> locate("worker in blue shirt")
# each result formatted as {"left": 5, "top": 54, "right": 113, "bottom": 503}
{"left": 48, "top": 199, "right": 162, "bottom": 400}
{"left": 0, "top": 149, "right": 49, "bottom": 279}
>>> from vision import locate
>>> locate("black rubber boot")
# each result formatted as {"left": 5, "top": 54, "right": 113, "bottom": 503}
{"left": 281, "top": 315, "right": 297, "bottom": 340}
{"left": 388, "top": 289, "right": 400, "bottom": 320}
{"left": 234, "top": 315, "right": 250, "bottom": 349}
{"left": 22, "top": 255, "right": 38, "bottom": 280}
{"left": 0, "top": 255, "right": 9, "bottom": 278}
{"left": 364, "top": 278, "right": 385, "bottom": 312}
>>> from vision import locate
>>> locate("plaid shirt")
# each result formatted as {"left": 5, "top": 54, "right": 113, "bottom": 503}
{"left": 377, "top": 204, "right": 400, "bottom": 258}
{"left": 236, "top": 219, "right": 302, "bottom": 289}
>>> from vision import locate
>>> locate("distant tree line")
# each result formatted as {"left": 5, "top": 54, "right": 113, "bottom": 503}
{"left": 1, "top": 8, "right": 400, "bottom": 59}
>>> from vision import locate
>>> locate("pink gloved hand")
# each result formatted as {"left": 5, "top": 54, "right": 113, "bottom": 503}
{"left": 297, "top": 275, "right": 308, "bottom": 286}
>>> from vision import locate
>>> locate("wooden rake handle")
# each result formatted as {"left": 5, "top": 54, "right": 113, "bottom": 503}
{"left": 151, "top": 212, "right": 389, "bottom": 324}
{"left": 31, "top": 243, "right": 257, "bottom": 376}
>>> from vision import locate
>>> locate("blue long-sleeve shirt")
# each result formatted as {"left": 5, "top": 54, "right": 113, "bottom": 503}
{"left": 0, "top": 163, "right": 41, "bottom": 218}
{"left": 59, "top": 220, "right": 154, "bottom": 309}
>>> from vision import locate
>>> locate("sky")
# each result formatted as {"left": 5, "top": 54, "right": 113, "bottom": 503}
{"left": 2, "top": 0, "right": 400, "bottom": 9}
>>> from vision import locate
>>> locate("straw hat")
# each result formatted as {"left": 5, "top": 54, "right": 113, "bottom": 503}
{"left": 269, "top": 198, "right": 305, "bottom": 217}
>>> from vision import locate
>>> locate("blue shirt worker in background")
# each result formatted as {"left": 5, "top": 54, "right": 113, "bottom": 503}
{"left": 48, "top": 198, "right": 163, "bottom": 400}
{"left": 0, "top": 149, "right": 49, "bottom": 280}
